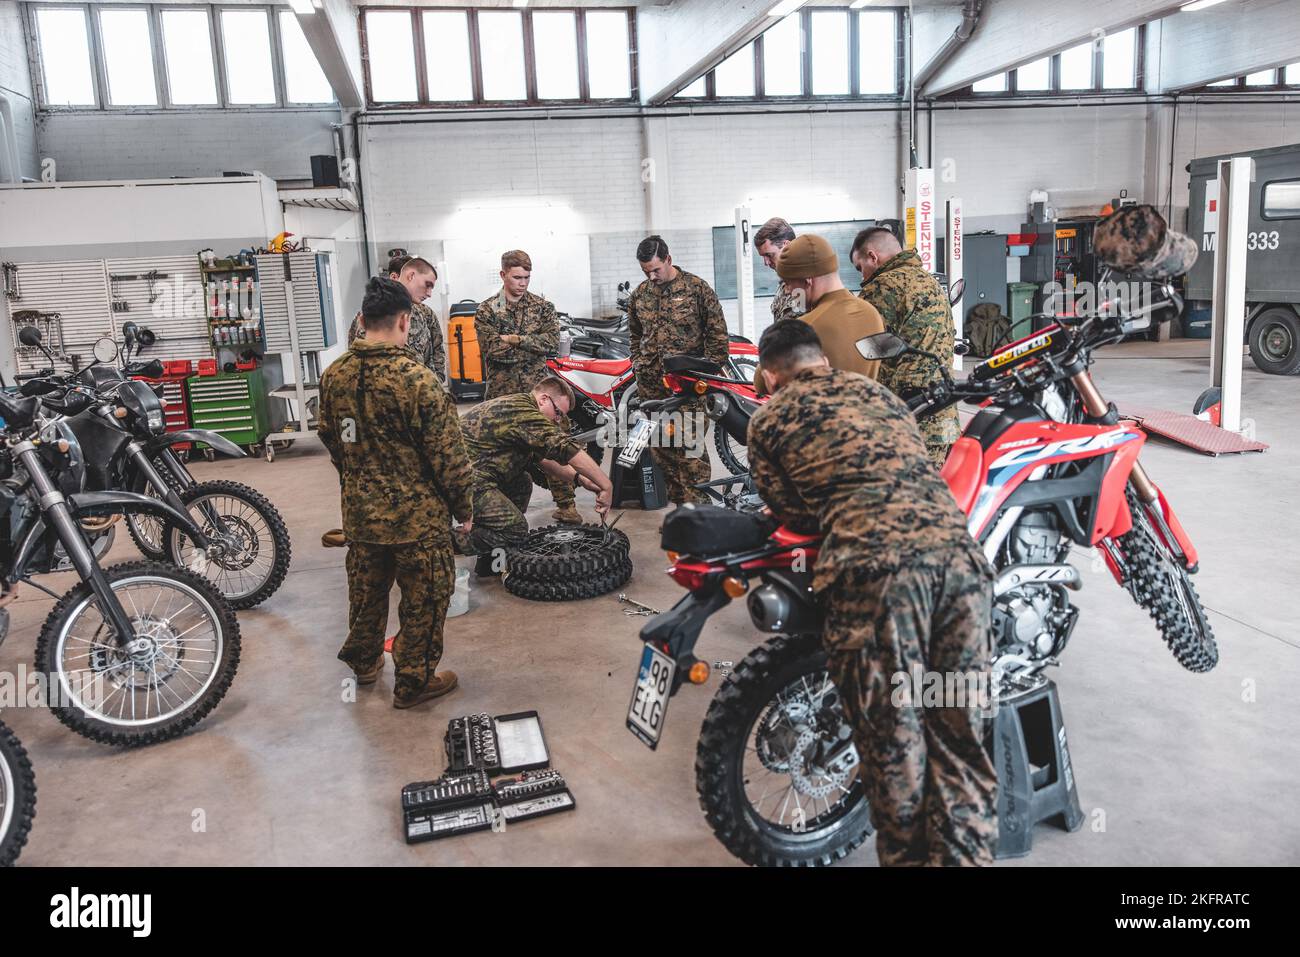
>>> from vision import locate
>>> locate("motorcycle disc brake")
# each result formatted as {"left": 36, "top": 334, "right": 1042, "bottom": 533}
{"left": 756, "top": 696, "right": 811, "bottom": 773}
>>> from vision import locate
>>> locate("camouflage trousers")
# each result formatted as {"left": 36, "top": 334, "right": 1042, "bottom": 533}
{"left": 340, "top": 538, "right": 454, "bottom": 700}
{"left": 642, "top": 392, "right": 710, "bottom": 506}
{"left": 926, "top": 443, "right": 953, "bottom": 469}
{"left": 822, "top": 541, "right": 998, "bottom": 866}
{"left": 485, "top": 364, "right": 576, "bottom": 511}
{"left": 460, "top": 474, "right": 535, "bottom": 565}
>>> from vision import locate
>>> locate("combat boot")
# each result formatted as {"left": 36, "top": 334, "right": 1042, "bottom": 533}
{"left": 394, "top": 671, "right": 459, "bottom": 710}
{"left": 552, "top": 505, "right": 583, "bottom": 524}
{"left": 354, "top": 655, "right": 385, "bottom": 686}
{"left": 321, "top": 528, "right": 347, "bottom": 548}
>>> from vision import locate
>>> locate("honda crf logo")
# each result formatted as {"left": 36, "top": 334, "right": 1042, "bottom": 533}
{"left": 990, "top": 428, "right": 1137, "bottom": 469}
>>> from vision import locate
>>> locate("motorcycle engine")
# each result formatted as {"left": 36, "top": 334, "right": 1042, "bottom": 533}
{"left": 1009, "top": 511, "right": 1063, "bottom": 564}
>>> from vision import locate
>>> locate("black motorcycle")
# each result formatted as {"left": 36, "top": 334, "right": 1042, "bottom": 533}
{"left": 0, "top": 386, "right": 240, "bottom": 746}
{"left": 18, "top": 324, "right": 291, "bottom": 610}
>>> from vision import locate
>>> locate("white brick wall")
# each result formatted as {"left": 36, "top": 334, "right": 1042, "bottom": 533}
{"left": 0, "top": 0, "right": 38, "bottom": 180}
{"left": 37, "top": 109, "right": 339, "bottom": 182}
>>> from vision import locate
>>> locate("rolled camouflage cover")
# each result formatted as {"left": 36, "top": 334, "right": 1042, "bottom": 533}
{"left": 1094, "top": 204, "right": 1198, "bottom": 279}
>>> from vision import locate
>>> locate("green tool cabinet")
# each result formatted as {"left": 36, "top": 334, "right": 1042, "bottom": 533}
{"left": 186, "top": 370, "right": 270, "bottom": 454}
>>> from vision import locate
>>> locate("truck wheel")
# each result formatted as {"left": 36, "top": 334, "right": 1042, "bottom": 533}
{"left": 1248, "top": 308, "right": 1300, "bottom": 375}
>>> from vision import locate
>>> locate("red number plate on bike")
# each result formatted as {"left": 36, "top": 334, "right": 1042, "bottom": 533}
{"left": 627, "top": 645, "right": 675, "bottom": 749}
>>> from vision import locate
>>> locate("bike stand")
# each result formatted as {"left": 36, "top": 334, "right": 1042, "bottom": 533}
{"left": 992, "top": 679, "right": 1085, "bottom": 859}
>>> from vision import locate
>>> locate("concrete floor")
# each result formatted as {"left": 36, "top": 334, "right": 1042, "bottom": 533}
{"left": 3, "top": 347, "right": 1297, "bottom": 866}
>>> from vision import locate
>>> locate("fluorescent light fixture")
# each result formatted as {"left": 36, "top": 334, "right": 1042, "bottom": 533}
{"left": 768, "top": 1, "right": 805, "bottom": 18}
{"left": 1181, "top": 0, "right": 1230, "bottom": 11}
{"left": 288, "top": 0, "right": 315, "bottom": 14}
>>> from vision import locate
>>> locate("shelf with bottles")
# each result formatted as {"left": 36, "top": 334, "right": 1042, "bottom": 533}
{"left": 200, "top": 263, "right": 266, "bottom": 354}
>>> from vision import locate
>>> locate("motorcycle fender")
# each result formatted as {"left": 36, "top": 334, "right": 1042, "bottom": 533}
{"left": 1089, "top": 432, "right": 1146, "bottom": 544}
{"left": 144, "top": 430, "right": 245, "bottom": 459}
{"left": 638, "top": 587, "right": 732, "bottom": 696}
{"left": 67, "top": 490, "right": 207, "bottom": 546}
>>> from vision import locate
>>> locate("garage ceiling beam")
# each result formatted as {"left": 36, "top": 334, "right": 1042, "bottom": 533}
{"left": 293, "top": 0, "right": 364, "bottom": 111}
{"left": 917, "top": 0, "right": 1188, "bottom": 97}
{"left": 639, "top": 0, "right": 784, "bottom": 106}
{"left": 1152, "top": 0, "right": 1300, "bottom": 91}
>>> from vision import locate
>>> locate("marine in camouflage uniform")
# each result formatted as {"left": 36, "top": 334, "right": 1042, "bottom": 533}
{"left": 627, "top": 269, "right": 729, "bottom": 504}
{"left": 318, "top": 337, "right": 473, "bottom": 704}
{"left": 747, "top": 363, "right": 997, "bottom": 867}
{"left": 456, "top": 391, "right": 582, "bottom": 565}
{"left": 474, "top": 289, "right": 575, "bottom": 515}
{"left": 348, "top": 300, "right": 446, "bottom": 385}
{"left": 858, "top": 249, "right": 961, "bottom": 467}
{"left": 770, "top": 282, "right": 804, "bottom": 324}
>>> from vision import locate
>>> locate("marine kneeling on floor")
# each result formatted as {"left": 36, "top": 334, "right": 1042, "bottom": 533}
{"left": 455, "top": 376, "right": 614, "bottom": 580}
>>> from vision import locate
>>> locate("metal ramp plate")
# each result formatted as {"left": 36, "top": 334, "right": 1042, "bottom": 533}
{"left": 1121, "top": 405, "right": 1268, "bottom": 456}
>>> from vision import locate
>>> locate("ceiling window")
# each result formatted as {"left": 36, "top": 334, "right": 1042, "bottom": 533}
{"left": 1017, "top": 57, "right": 1051, "bottom": 91}
{"left": 1246, "top": 69, "right": 1277, "bottom": 86}
{"left": 1287, "top": 63, "right": 1300, "bottom": 84}
{"left": 533, "top": 11, "right": 580, "bottom": 100}
{"left": 221, "top": 9, "right": 276, "bottom": 104}
{"left": 972, "top": 73, "right": 1007, "bottom": 93}
{"left": 810, "top": 10, "right": 849, "bottom": 95}
{"left": 586, "top": 10, "right": 632, "bottom": 100}
{"left": 35, "top": 7, "right": 97, "bottom": 106}
{"left": 763, "top": 13, "right": 803, "bottom": 96}
{"left": 161, "top": 10, "right": 217, "bottom": 106}
{"left": 423, "top": 10, "right": 473, "bottom": 101}
{"left": 675, "top": 76, "right": 707, "bottom": 98}
{"left": 714, "top": 43, "right": 755, "bottom": 97}
{"left": 1208, "top": 78, "right": 1237, "bottom": 86}
{"left": 280, "top": 12, "right": 333, "bottom": 104}
{"left": 1102, "top": 27, "right": 1136, "bottom": 89}
{"left": 365, "top": 9, "right": 418, "bottom": 102}
{"left": 478, "top": 11, "right": 526, "bottom": 100}
{"left": 858, "top": 10, "right": 896, "bottom": 95}
{"left": 99, "top": 8, "right": 158, "bottom": 106}
{"left": 1058, "top": 42, "right": 1093, "bottom": 90}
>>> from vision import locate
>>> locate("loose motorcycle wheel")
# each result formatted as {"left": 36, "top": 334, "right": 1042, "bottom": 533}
{"left": 0, "top": 721, "right": 35, "bottom": 866}
{"left": 164, "top": 480, "right": 292, "bottom": 610}
{"left": 696, "top": 632, "right": 873, "bottom": 867}
{"left": 35, "top": 562, "right": 240, "bottom": 747}
{"left": 1118, "top": 488, "right": 1219, "bottom": 673}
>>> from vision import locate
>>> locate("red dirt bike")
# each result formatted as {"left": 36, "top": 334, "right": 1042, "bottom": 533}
{"left": 624, "top": 291, "right": 1217, "bottom": 867}
{"left": 545, "top": 328, "right": 758, "bottom": 464}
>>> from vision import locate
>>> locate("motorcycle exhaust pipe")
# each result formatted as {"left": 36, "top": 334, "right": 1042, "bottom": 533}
{"left": 994, "top": 563, "right": 1081, "bottom": 598}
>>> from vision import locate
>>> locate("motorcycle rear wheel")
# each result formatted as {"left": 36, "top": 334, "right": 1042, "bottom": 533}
{"left": 1118, "top": 487, "right": 1219, "bottom": 673}
{"left": 0, "top": 721, "right": 35, "bottom": 866}
{"left": 696, "top": 632, "right": 872, "bottom": 867}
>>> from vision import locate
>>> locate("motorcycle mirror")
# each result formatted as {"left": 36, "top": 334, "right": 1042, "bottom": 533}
{"left": 954, "top": 338, "right": 972, "bottom": 357}
{"left": 17, "top": 325, "right": 42, "bottom": 347}
{"left": 137, "top": 327, "right": 157, "bottom": 348}
{"left": 948, "top": 278, "right": 966, "bottom": 307}
{"left": 92, "top": 336, "right": 119, "bottom": 363}
{"left": 121, "top": 321, "right": 138, "bottom": 345}
{"left": 855, "top": 332, "right": 910, "bottom": 362}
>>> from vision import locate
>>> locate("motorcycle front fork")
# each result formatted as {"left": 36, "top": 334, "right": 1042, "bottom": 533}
{"left": 128, "top": 445, "right": 227, "bottom": 534}
{"left": 15, "top": 446, "right": 137, "bottom": 645}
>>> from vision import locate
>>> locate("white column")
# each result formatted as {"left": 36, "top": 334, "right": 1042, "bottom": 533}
{"left": 1210, "top": 156, "right": 1252, "bottom": 435}
{"left": 946, "top": 197, "right": 964, "bottom": 370}
{"left": 734, "top": 205, "right": 755, "bottom": 341}
{"left": 905, "top": 167, "right": 937, "bottom": 272}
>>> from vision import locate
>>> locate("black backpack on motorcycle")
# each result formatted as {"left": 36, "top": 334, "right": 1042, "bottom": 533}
{"left": 660, "top": 504, "right": 776, "bottom": 556}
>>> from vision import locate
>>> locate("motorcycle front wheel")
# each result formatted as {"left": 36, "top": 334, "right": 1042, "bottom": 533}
{"left": 0, "top": 721, "right": 35, "bottom": 866}
{"left": 1117, "top": 487, "right": 1219, "bottom": 673}
{"left": 164, "top": 480, "right": 292, "bottom": 610}
{"left": 125, "top": 460, "right": 185, "bottom": 561}
{"left": 35, "top": 562, "right": 240, "bottom": 747}
{"left": 696, "top": 632, "right": 873, "bottom": 867}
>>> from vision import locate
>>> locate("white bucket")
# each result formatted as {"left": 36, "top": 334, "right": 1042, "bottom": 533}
{"left": 448, "top": 566, "right": 471, "bottom": 618}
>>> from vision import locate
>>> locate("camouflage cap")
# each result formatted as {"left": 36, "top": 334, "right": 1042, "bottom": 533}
{"left": 1094, "top": 204, "right": 1198, "bottom": 279}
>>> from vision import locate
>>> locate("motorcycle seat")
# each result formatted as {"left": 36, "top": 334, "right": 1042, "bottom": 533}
{"left": 574, "top": 315, "right": 627, "bottom": 331}
{"left": 664, "top": 355, "right": 723, "bottom": 375}
{"left": 771, "top": 526, "right": 821, "bottom": 548}
{"left": 940, "top": 436, "right": 983, "bottom": 515}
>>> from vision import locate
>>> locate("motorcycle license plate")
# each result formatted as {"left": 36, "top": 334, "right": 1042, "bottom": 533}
{"left": 616, "top": 418, "right": 654, "bottom": 469}
{"left": 627, "top": 644, "right": 675, "bottom": 749}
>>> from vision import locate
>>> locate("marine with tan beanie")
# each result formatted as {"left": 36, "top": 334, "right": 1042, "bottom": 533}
{"left": 754, "top": 233, "right": 886, "bottom": 394}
